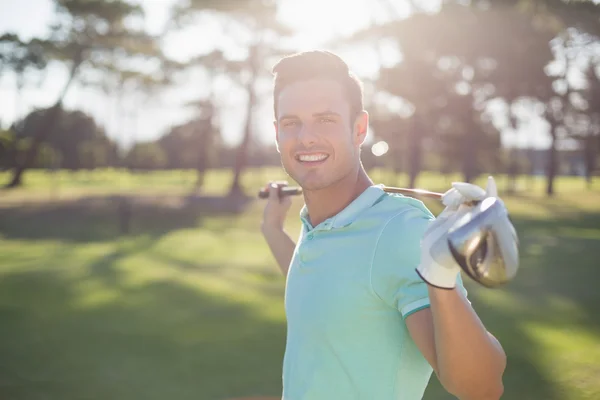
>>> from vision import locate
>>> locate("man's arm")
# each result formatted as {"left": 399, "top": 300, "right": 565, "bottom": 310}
{"left": 260, "top": 182, "right": 296, "bottom": 276}
{"left": 407, "top": 176, "right": 508, "bottom": 399}
{"left": 261, "top": 224, "right": 296, "bottom": 276}
{"left": 369, "top": 205, "right": 505, "bottom": 399}
{"left": 406, "top": 288, "right": 506, "bottom": 400}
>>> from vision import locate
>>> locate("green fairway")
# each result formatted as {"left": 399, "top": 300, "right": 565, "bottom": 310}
{"left": 0, "top": 169, "right": 599, "bottom": 400}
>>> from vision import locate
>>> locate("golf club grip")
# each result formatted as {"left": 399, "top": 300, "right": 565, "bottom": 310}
{"left": 257, "top": 185, "right": 443, "bottom": 200}
{"left": 258, "top": 186, "right": 303, "bottom": 199}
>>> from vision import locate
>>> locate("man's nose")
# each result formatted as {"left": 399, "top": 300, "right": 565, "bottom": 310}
{"left": 297, "top": 125, "right": 318, "bottom": 146}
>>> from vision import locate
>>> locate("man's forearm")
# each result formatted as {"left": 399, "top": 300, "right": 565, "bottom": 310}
{"left": 429, "top": 286, "right": 506, "bottom": 400}
{"left": 261, "top": 224, "right": 296, "bottom": 276}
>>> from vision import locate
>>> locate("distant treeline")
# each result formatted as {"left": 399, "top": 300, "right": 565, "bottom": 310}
{"left": 0, "top": 107, "right": 593, "bottom": 183}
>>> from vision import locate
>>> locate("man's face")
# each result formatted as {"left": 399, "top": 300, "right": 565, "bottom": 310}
{"left": 274, "top": 78, "right": 368, "bottom": 191}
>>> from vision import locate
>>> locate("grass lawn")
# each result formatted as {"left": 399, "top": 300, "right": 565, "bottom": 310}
{"left": 0, "top": 168, "right": 599, "bottom": 399}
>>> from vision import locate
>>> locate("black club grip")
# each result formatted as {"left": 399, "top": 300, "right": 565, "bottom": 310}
{"left": 258, "top": 186, "right": 303, "bottom": 199}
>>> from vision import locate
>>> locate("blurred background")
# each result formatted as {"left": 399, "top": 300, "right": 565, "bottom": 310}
{"left": 0, "top": 0, "right": 599, "bottom": 399}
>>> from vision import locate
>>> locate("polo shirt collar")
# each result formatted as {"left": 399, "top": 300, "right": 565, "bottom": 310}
{"left": 299, "top": 184, "right": 386, "bottom": 231}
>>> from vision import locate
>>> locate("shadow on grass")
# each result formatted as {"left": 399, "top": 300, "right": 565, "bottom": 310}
{"left": 508, "top": 213, "right": 600, "bottom": 330}
{"left": 0, "top": 266, "right": 286, "bottom": 400}
{"left": 86, "top": 236, "right": 161, "bottom": 288}
{"left": 0, "top": 194, "right": 253, "bottom": 243}
{"left": 1, "top": 192, "right": 599, "bottom": 399}
{"left": 147, "top": 251, "right": 285, "bottom": 299}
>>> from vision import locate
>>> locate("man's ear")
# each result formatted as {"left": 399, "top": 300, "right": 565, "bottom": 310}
{"left": 354, "top": 111, "right": 369, "bottom": 146}
{"left": 273, "top": 120, "right": 280, "bottom": 153}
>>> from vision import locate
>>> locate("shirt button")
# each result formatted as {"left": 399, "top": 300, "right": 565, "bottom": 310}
{"left": 307, "top": 233, "right": 313, "bottom": 240}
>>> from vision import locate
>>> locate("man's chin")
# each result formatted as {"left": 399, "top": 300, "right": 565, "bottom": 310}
{"left": 296, "top": 177, "right": 337, "bottom": 192}
{"left": 286, "top": 167, "right": 342, "bottom": 191}
{"left": 299, "top": 183, "right": 327, "bottom": 191}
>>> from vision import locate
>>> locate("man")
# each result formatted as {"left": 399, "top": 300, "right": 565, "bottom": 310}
{"left": 261, "top": 50, "right": 506, "bottom": 400}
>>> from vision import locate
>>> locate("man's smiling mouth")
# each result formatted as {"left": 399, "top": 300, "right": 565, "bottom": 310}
{"left": 295, "top": 153, "right": 330, "bottom": 163}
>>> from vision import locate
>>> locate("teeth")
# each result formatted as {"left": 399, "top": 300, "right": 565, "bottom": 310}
{"left": 298, "top": 154, "right": 328, "bottom": 162}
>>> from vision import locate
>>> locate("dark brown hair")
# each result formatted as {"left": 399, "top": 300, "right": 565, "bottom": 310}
{"left": 272, "top": 50, "right": 364, "bottom": 120}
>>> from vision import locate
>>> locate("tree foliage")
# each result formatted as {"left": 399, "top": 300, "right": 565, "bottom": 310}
{"left": 10, "top": 107, "right": 117, "bottom": 170}
{"left": 4, "top": 0, "right": 168, "bottom": 188}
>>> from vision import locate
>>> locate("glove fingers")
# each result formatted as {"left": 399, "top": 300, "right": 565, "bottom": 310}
{"left": 452, "top": 182, "right": 487, "bottom": 201}
{"left": 441, "top": 188, "right": 464, "bottom": 208}
{"left": 425, "top": 205, "right": 469, "bottom": 238}
{"left": 486, "top": 176, "right": 498, "bottom": 197}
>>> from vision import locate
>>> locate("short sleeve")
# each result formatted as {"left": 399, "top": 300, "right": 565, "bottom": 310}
{"left": 370, "top": 206, "right": 469, "bottom": 319}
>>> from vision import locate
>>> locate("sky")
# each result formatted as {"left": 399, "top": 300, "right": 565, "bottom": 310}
{"left": 0, "top": 0, "right": 554, "bottom": 151}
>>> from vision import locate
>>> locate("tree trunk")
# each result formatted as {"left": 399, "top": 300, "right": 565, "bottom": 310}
{"left": 584, "top": 135, "right": 597, "bottom": 189}
{"left": 526, "top": 148, "right": 535, "bottom": 192}
{"left": 407, "top": 114, "right": 423, "bottom": 189}
{"left": 228, "top": 45, "right": 258, "bottom": 198}
{"left": 194, "top": 73, "right": 216, "bottom": 193}
{"left": 5, "top": 53, "right": 83, "bottom": 188}
{"left": 546, "top": 128, "right": 558, "bottom": 196}
{"left": 392, "top": 125, "right": 403, "bottom": 187}
{"left": 195, "top": 118, "right": 214, "bottom": 192}
{"left": 14, "top": 77, "right": 23, "bottom": 130}
{"left": 462, "top": 117, "right": 478, "bottom": 183}
{"left": 507, "top": 148, "right": 518, "bottom": 194}
{"left": 228, "top": 85, "right": 255, "bottom": 197}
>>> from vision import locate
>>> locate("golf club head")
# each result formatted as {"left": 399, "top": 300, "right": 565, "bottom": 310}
{"left": 431, "top": 196, "right": 520, "bottom": 288}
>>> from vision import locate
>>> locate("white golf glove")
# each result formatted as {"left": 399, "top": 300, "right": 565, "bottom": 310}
{"left": 416, "top": 176, "right": 499, "bottom": 289}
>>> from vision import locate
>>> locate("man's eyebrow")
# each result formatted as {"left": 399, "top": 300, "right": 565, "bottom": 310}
{"left": 278, "top": 114, "right": 299, "bottom": 121}
{"left": 278, "top": 111, "right": 341, "bottom": 121}
{"left": 313, "top": 111, "right": 341, "bottom": 118}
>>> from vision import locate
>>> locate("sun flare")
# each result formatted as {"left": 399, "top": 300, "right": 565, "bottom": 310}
{"left": 278, "top": 0, "right": 394, "bottom": 49}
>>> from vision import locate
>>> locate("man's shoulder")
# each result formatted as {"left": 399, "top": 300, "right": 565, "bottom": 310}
{"left": 369, "top": 194, "right": 433, "bottom": 285}
{"left": 366, "top": 193, "right": 434, "bottom": 251}
{"left": 373, "top": 193, "right": 435, "bottom": 226}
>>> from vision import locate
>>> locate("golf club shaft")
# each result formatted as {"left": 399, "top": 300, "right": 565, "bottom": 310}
{"left": 382, "top": 186, "right": 443, "bottom": 200}
{"left": 258, "top": 186, "right": 443, "bottom": 201}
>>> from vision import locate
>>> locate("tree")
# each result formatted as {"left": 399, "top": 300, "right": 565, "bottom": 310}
{"left": 186, "top": 100, "right": 219, "bottom": 191}
{"left": 572, "top": 59, "right": 600, "bottom": 187}
{"left": 345, "top": 1, "right": 559, "bottom": 185}
{"left": 344, "top": 0, "right": 600, "bottom": 192}
{"left": 125, "top": 142, "right": 167, "bottom": 171}
{"left": 0, "top": 34, "right": 48, "bottom": 125}
{"left": 78, "top": 140, "right": 109, "bottom": 169}
{"left": 376, "top": 54, "right": 456, "bottom": 186}
{"left": 0, "top": 128, "right": 17, "bottom": 170}
{"left": 169, "top": 0, "right": 293, "bottom": 197}
{"left": 97, "top": 66, "right": 176, "bottom": 151}
{"left": 478, "top": 0, "right": 600, "bottom": 195}
{"left": 537, "top": 29, "right": 591, "bottom": 196}
{"left": 11, "top": 107, "right": 117, "bottom": 170}
{"left": 5, "top": 0, "right": 166, "bottom": 188}
{"left": 10, "top": 137, "right": 61, "bottom": 170}
{"left": 175, "top": 50, "right": 241, "bottom": 192}
{"left": 157, "top": 103, "right": 222, "bottom": 190}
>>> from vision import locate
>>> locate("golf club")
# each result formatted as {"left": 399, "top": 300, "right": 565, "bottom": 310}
{"left": 257, "top": 185, "right": 443, "bottom": 201}
{"left": 258, "top": 183, "right": 519, "bottom": 288}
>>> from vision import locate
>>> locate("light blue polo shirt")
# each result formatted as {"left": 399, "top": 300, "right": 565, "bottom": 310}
{"left": 282, "top": 184, "right": 468, "bottom": 400}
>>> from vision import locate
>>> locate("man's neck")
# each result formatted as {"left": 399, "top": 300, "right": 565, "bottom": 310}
{"left": 303, "top": 167, "right": 373, "bottom": 228}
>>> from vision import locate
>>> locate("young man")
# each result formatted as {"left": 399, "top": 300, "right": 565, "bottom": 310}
{"left": 261, "top": 50, "right": 506, "bottom": 400}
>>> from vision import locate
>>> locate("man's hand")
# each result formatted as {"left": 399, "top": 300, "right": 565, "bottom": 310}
{"left": 416, "top": 176, "right": 499, "bottom": 289}
{"left": 261, "top": 181, "right": 293, "bottom": 231}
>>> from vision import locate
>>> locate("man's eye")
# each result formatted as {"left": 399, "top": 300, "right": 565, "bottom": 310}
{"left": 319, "top": 117, "right": 335, "bottom": 124}
{"left": 284, "top": 120, "right": 299, "bottom": 127}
